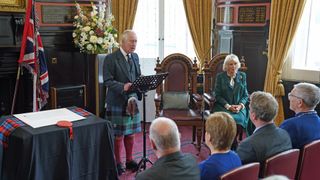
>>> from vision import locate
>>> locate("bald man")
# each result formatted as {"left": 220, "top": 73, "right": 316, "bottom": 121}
{"left": 136, "top": 117, "right": 200, "bottom": 180}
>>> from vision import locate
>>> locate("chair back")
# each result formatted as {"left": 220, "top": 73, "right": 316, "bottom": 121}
{"left": 296, "top": 139, "right": 320, "bottom": 180}
{"left": 262, "top": 149, "right": 300, "bottom": 179}
{"left": 220, "top": 162, "right": 260, "bottom": 180}
{"left": 202, "top": 53, "right": 227, "bottom": 95}
{"left": 155, "top": 53, "right": 198, "bottom": 95}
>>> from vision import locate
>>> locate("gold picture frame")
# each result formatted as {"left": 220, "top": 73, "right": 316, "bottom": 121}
{"left": 0, "top": 0, "right": 26, "bottom": 13}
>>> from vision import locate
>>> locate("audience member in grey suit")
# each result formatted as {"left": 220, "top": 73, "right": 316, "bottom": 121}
{"left": 136, "top": 117, "right": 200, "bottom": 180}
{"left": 237, "top": 91, "right": 292, "bottom": 164}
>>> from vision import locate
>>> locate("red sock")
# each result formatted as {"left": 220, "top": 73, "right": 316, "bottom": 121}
{"left": 114, "top": 136, "right": 123, "bottom": 164}
{"left": 124, "top": 134, "right": 135, "bottom": 162}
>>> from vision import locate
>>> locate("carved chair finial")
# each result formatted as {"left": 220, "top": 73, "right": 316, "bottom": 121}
{"left": 240, "top": 56, "right": 248, "bottom": 71}
{"left": 156, "top": 57, "right": 160, "bottom": 66}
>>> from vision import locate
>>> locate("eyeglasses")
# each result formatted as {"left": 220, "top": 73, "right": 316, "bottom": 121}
{"left": 288, "top": 92, "right": 304, "bottom": 100}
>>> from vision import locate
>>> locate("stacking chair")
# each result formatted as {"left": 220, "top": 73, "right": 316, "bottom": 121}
{"left": 220, "top": 162, "right": 260, "bottom": 180}
{"left": 262, "top": 149, "right": 300, "bottom": 179}
{"left": 154, "top": 53, "right": 203, "bottom": 151}
{"left": 296, "top": 139, "right": 320, "bottom": 180}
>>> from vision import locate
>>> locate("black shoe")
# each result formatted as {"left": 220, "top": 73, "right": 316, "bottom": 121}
{"left": 126, "top": 160, "right": 138, "bottom": 172}
{"left": 116, "top": 163, "right": 125, "bottom": 176}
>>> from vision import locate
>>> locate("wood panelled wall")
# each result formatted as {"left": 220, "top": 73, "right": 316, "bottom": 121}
{"left": 0, "top": 1, "right": 100, "bottom": 115}
{"left": 213, "top": 0, "right": 270, "bottom": 93}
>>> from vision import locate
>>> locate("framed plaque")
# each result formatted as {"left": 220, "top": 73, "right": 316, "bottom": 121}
{"left": 216, "top": 0, "right": 267, "bottom": 3}
{"left": 35, "top": 2, "right": 92, "bottom": 27}
{"left": 0, "top": 0, "right": 26, "bottom": 13}
{"left": 238, "top": 6, "right": 266, "bottom": 23}
{"left": 217, "top": 7, "right": 234, "bottom": 24}
{"left": 217, "top": 2, "right": 270, "bottom": 27}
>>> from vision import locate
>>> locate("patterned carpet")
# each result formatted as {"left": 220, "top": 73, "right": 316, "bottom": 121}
{"left": 119, "top": 125, "right": 210, "bottom": 180}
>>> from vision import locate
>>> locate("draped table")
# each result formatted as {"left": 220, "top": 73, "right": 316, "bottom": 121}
{"left": 0, "top": 107, "right": 117, "bottom": 180}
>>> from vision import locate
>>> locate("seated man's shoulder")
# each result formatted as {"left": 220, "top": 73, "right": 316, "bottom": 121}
{"left": 136, "top": 167, "right": 161, "bottom": 180}
{"left": 275, "top": 126, "right": 291, "bottom": 136}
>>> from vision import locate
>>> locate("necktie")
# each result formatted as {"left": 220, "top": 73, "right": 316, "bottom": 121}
{"left": 127, "top": 54, "right": 132, "bottom": 66}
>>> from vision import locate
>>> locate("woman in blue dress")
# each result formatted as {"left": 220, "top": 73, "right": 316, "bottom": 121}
{"left": 199, "top": 112, "right": 242, "bottom": 180}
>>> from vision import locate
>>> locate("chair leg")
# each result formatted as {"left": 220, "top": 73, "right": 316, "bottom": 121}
{"left": 192, "top": 126, "right": 196, "bottom": 143}
{"left": 202, "top": 121, "right": 206, "bottom": 142}
{"left": 196, "top": 126, "right": 202, "bottom": 153}
{"left": 238, "top": 125, "right": 243, "bottom": 141}
{"left": 231, "top": 125, "right": 244, "bottom": 150}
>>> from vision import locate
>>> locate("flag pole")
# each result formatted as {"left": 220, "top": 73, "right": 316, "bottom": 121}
{"left": 33, "top": 0, "right": 40, "bottom": 111}
{"left": 10, "top": 65, "right": 22, "bottom": 114}
{"left": 11, "top": 0, "right": 33, "bottom": 114}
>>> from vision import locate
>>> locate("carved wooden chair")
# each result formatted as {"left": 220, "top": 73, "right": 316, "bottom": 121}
{"left": 202, "top": 53, "right": 248, "bottom": 112}
{"left": 154, "top": 53, "right": 203, "bottom": 151}
{"left": 202, "top": 53, "right": 248, "bottom": 147}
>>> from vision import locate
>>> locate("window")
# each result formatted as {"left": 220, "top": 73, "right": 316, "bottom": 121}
{"left": 132, "top": 0, "right": 197, "bottom": 121}
{"left": 133, "top": 0, "right": 196, "bottom": 61}
{"left": 282, "top": 0, "right": 320, "bottom": 82}
{"left": 291, "top": 0, "right": 320, "bottom": 71}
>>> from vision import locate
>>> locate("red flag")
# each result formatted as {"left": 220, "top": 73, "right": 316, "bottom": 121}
{"left": 18, "top": 0, "right": 49, "bottom": 111}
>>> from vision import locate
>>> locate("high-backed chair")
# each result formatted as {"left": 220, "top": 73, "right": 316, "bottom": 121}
{"left": 220, "top": 162, "right": 260, "bottom": 180}
{"left": 202, "top": 53, "right": 248, "bottom": 147}
{"left": 154, "top": 53, "right": 203, "bottom": 151}
{"left": 296, "top": 139, "right": 320, "bottom": 180}
{"left": 262, "top": 149, "right": 300, "bottom": 179}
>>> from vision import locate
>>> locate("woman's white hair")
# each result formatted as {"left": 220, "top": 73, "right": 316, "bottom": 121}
{"left": 222, "top": 54, "right": 241, "bottom": 71}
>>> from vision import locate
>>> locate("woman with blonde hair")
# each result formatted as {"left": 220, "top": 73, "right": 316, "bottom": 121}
{"left": 199, "top": 112, "right": 242, "bottom": 180}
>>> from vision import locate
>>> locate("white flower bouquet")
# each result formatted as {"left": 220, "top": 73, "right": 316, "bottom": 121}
{"left": 73, "top": 2, "right": 118, "bottom": 54}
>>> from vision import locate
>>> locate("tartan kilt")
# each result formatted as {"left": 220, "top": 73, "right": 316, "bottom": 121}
{"left": 105, "top": 104, "right": 141, "bottom": 136}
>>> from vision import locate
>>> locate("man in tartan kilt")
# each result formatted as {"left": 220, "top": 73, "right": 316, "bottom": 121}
{"left": 103, "top": 30, "right": 142, "bottom": 175}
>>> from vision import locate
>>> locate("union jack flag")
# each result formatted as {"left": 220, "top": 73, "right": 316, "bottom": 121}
{"left": 18, "top": 0, "right": 49, "bottom": 111}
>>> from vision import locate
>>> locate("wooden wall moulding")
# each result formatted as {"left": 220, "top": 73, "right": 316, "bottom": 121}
{"left": 35, "top": 2, "right": 91, "bottom": 27}
{"left": 0, "top": 0, "right": 26, "bottom": 13}
{"left": 217, "top": 2, "right": 270, "bottom": 27}
{"left": 216, "top": 0, "right": 270, "bottom": 3}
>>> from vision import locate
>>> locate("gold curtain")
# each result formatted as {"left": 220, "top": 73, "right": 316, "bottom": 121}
{"left": 111, "top": 0, "right": 138, "bottom": 39}
{"left": 183, "top": 0, "right": 212, "bottom": 70}
{"left": 264, "top": 0, "right": 305, "bottom": 126}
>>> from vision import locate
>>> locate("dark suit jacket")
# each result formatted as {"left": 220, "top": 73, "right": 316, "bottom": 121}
{"left": 136, "top": 151, "right": 200, "bottom": 180}
{"left": 103, "top": 49, "right": 141, "bottom": 107}
{"left": 237, "top": 123, "right": 292, "bottom": 164}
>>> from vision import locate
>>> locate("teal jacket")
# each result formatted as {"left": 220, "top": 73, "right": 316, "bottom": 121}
{"left": 212, "top": 71, "right": 249, "bottom": 128}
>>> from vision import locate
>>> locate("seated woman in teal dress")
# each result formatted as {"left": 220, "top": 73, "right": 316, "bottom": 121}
{"left": 212, "top": 54, "right": 249, "bottom": 131}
